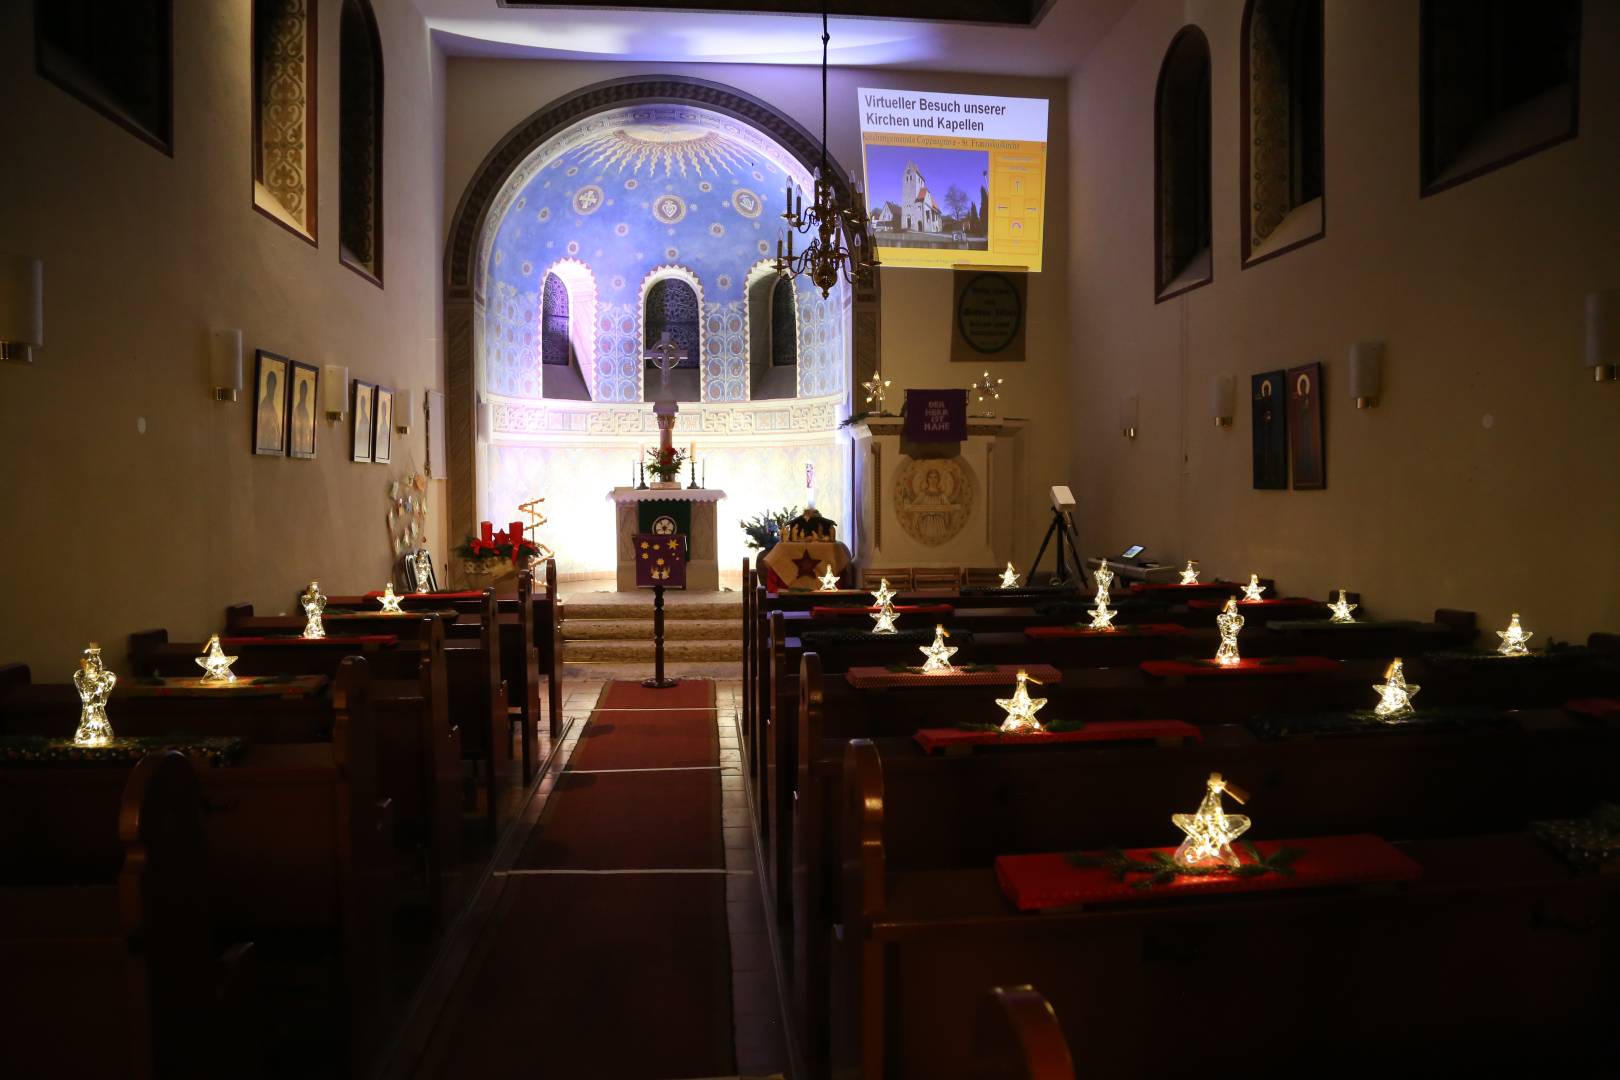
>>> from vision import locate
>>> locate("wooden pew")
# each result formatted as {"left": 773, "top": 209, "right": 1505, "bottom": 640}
{"left": 527, "top": 558, "right": 564, "bottom": 744}
{"left": 969, "top": 987, "right": 1075, "bottom": 1080}
{"left": 0, "top": 751, "right": 253, "bottom": 1080}
{"left": 742, "top": 558, "right": 755, "bottom": 781}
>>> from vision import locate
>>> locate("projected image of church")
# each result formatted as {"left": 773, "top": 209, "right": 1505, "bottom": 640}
{"left": 866, "top": 144, "right": 990, "bottom": 250}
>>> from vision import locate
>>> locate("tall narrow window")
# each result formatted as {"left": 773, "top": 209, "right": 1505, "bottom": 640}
{"left": 540, "top": 273, "right": 590, "bottom": 400}
{"left": 339, "top": 0, "right": 383, "bottom": 283}
{"left": 1154, "top": 27, "right": 1213, "bottom": 301}
{"left": 1421, "top": 0, "right": 1581, "bottom": 197}
{"left": 771, "top": 277, "right": 798, "bottom": 367}
{"left": 1241, "top": 0, "right": 1325, "bottom": 266}
{"left": 644, "top": 276, "right": 702, "bottom": 402}
{"left": 252, "top": 0, "right": 317, "bottom": 242}
{"left": 35, "top": 0, "right": 172, "bottom": 154}
{"left": 749, "top": 271, "right": 798, "bottom": 401}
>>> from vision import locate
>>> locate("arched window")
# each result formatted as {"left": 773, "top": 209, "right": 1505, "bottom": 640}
{"left": 35, "top": 0, "right": 173, "bottom": 154}
{"left": 748, "top": 269, "right": 798, "bottom": 400}
{"left": 1241, "top": 0, "right": 1325, "bottom": 266}
{"left": 771, "top": 277, "right": 799, "bottom": 367}
{"left": 644, "top": 276, "right": 701, "bottom": 402}
{"left": 339, "top": 0, "right": 383, "bottom": 284}
{"left": 1420, "top": 0, "right": 1581, "bottom": 197}
{"left": 252, "top": 0, "right": 317, "bottom": 242}
{"left": 1154, "top": 26, "right": 1212, "bottom": 301}
{"left": 540, "top": 272, "right": 590, "bottom": 400}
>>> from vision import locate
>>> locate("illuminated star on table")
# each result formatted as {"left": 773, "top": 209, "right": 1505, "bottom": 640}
{"left": 1179, "top": 561, "right": 1200, "bottom": 585}
{"left": 870, "top": 602, "right": 899, "bottom": 635}
{"left": 378, "top": 582, "right": 404, "bottom": 613}
{"left": 917, "top": 625, "right": 958, "bottom": 673}
{"left": 1327, "top": 589, "right": 1358, "bottom": 624}
{"left": 870, "top": 578, "right": 897, "bottom": 608}
{"left": 818, "top": 565, "right": 840, "bottom": 591}
{"left": 195, "top": 634, "right": 239, "bottom": 684}
{"left": 999, "top": 562, "right": 1021, "bottom": 589}
{"left": 1372, "top": 657, "right": 1420, "bottom": 720}
{"left": 995, "top": 670, "right": 1048, "bottom": 733}
{"left": 1496, "top": 612, "right": 1533, "bottom": 657}
{"left": 1172, "top": 773, "right": 1251, "bottom": 869}
{"left": 1087, "top": 598, "right": 1117, "bottom": 631}
{"left": 792, "top": 549, "right": 823, "bottom": 582}
{"left": 1241, "top": 574, "right": 1265, "bottom": 602}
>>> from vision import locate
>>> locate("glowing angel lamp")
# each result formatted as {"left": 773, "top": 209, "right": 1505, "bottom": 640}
{"left": 1373, "top": 657, "right": 1420, "bottom": 720}
{"left": 918, "top": 625, "right": 958, "bottom": 673}
{"left": 195, "top": 634, "right": 239, "bottom": 683}
{"left": 1087, "top": 597, "right": 1117, "bottom": 631}
{"left": 378, "top": 582, "right": 404, "bottom": 613}
{"left": 995, "top": 670, "right": 1048, "bottom": 734}
{"left": 1179, "top": 561, "right": 1200, "bottom": 585}
{"left": 1496, "top": 613, "right": 1533, "bottom": 657}
{"left": 301, "top": 581, "right": 327, "bottom": 639}
{"left": 72, "top": 643, "right": 116, "bottom": 746}
{"left": 818, "top": 565, "right": 840, "bottom": 592}
{"left": 1172, "top": 773, "right": 1251, "bottom": 869}
{"left": 1214, "top": 596, "right": 1244, "bottom": 666}
{"left": 999, "top": 562, "right": 1021, "bottom": 589}
{"left": 1241, "top": 574, "right": 1265, "bottom": 602}
{"left": 1092, "top": 560, "right": 1114, "bottom": 601}
{"left": 870, "top": 577, "right": 897, "bottom": 608}
{"left": 412, "top": 549, "right": 433, "bottom": 594}
{"left": 1328, "top": 589, "right": 1358, "bottom": 624}
{"left": 870, "top": 601, "right": 899, "bottom": 635}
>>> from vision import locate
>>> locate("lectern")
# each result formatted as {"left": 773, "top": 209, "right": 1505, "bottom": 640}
{"left": 634, "top": 532, "right": 687, "bottom": 689}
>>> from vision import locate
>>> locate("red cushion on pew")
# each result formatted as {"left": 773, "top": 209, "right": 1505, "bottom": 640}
{"left": 845, "top": 663, "right": 1062, "bottom": 689}
{"left": 361, "top": 589, "right": 487, "bottom": 600}
{"left": 1128, "top": 581, "right": 1242, "bottom": 594}
{"left": 220, "top": 634, "right": 399, "bottom": 647}
{"left": 1187, "top": 597, "right": 1325, "bottom": 611}
{"left": 914, "top": 720, "right": 1200, "bottom": 753}
{"left": 808, "top": 604, "right": 955, "bottom": 618}
{"left": 1140, "top": 656, "right": 1340, "bottom": 677}
{"left": 1024, "top": 623, "right": 1189, "bottom": 639}
{"left": 1566, "top": 698, "right": 1620, "bottom": 719}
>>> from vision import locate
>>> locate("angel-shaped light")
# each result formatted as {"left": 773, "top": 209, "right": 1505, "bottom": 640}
{"left": 870, "top": 601, "right": 899, "bottom": 635}
{"left": 412, "top": 549, "right": 433, "bottom": 594}
{"left": 1172, "top": 772, "right": 1251, "bottom": 869}
{"left": 1242, "top": 574, "right": 1265, "bottom": 602}
{"left": 378, "top": 582, "right": 404, "bottom": 613}
{"left": 301, "top": 580, "right": 327, "bottom": 639}
{"left": 1179, "top": 560, "right": 1200, "bottom": 585}
{"left": 995, "top": 670, "right": 1048, "bottom": 734}
{"left": 1088, "top": 597, "right": 1117, "bottom": 632}
{"left": 1496, "top": 613, "right": 1533, "bottom": 657}
{"left": 999, "top": 562, "right": 1021, "bottom": 589}
{"left": 1373, "top": 657, "right": 1420, "bottom": 720}
{"left": 72, "top": 643, "right": 116, "bottom": 747}
{"left": 1214, "top": 596, "right": 1244, "bottom": 666}
{"left": 1327, "top": 589, "right": 1358, "bottom": 624}
{"left": 870, "top": 577, "right": 897, "bottom": 608}
{"left": 195, "top": 634, "right": 238, "bottom": 684}
{"left": 818, "top": 565, "right": 841, "bottom": 592}
{"left": 1093, "top": 561, "right": 1114, "bottom": 604}
{"left": 918, "top": 624, "right": 959, "bottom": 673}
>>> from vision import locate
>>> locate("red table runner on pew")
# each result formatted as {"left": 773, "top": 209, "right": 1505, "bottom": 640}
{"left": 1129, "top": 581, "right": 1242, "bottom": 594}
{"left": 915, "top": 720, "right": 1201, "bottom": 753}
{"left": 1566, "top": 698, "right": 1620, "bottom": 719}
{"left": 1024, "top": 623, "right": 1188, "bottom": 639}
{"left": 846, "top": 663, "right": 1062, "bottom": 689}
{"left": 1187, "top": 597, "right": 1325, "bottom": 612}
{"left": 995, "top": 834, "right": 1422, "bottom": 912}
{"left": 123, "top": 675, "right": 329, "bottom": 699}
{"left": 361, "top": 589, "right": 487, "bottom": 600}
{"left": 810, "top": 604, "right": 955, "bottom": 619}
{"left": 221, "top": 634, "right": 399, "bottom": 647}
{"left": 1140, "top": 656, "right": 1341, "bottom": 677}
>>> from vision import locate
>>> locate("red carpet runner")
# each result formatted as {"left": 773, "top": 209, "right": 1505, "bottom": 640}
{"left": 424, "top": 679, "right": 735, "bottom": 1079}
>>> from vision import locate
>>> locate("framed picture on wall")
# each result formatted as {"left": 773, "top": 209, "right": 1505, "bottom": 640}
{"left": 1287, "top": 361, "right": 1326, "bottom": 490}
{"left": 287, "top": 360, "right": 319, "bottom": 459}
{"left": 1251, "top": 370, "right": 1287, "bottom": 490}
{"left": 425, "top": 389, "right": 447, "bottom": 480}
{"left": 252, "top": 350, "right": 289, "bottom": 457}
{"left": 352, "top": 380, "right": 376, "bottom": 463}
{"left": 373, "top": 387, "right": 394, "bottom": 464}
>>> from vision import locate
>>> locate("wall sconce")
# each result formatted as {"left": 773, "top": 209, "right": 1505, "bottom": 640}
{"left": 477, "top": 398, "right": 494, "bottom": 441}
{"left": 396, "top": 387, "right": 415, "bottom": 435}
{"left": 1350, "top": 341, "right": 1383, "bottom": 408}
{"left": 0, "top": 255, "right": 44, "bottom": 365}
{"left": 210, "top": 329, "right": 244, "bottom": 401}
{"left": 1587, "top": 291, "right": 1618, "bottom": 383}
{"left": 323, "top": 364, "right": 349, "bottom": 421}
{"left": 1120, "top": 394, "right": 1139, "bottom": 439}
{"left": 1210, "top": 374, "right": 1235, "bottom": 427}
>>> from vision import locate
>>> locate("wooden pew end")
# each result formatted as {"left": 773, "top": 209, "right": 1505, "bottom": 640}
{"left": 969, "top": 986, "right": 1077, "bottom": 1080}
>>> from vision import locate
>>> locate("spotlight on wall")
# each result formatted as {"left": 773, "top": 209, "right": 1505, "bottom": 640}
{"left": 396, "top": 387, "right": 415, "bottom": 435}
{"left": 210, "top": 329, "right": 244, "bottom": 401}
{"left": 0, "top": 254, "right": 44, "bottom": 365}
{"left": 1350, "top": 341, "right": 1383, "bottom": 408}
{"left": 1587, "top": 291, "right": 1618, "bottom": 383}
{"left": 1211, "top": 374, "right": 1236, "bottom": 427}
{"left": 1120, "top": 394, "right": 1139, "bottom": 439}
{"left": 323, "top": 364, "right": 349, "bottom": 421}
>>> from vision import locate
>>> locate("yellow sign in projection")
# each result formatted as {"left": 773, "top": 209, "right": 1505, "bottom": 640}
{"left": 858, "top": 88, "right": 1049, "bottom": 272}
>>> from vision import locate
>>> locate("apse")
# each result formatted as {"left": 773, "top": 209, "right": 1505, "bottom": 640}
{"left": 475, "top": 103, "right": 851, "bottom": 574}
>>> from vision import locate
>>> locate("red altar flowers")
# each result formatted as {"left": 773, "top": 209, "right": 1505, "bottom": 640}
{"left": 457, "top": 520, "right": 543, "bottom": 566}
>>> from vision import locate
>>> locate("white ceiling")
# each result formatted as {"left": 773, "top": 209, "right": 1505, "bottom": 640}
{"left": 413, "top": 0, "right": 1131, "bottom": 77}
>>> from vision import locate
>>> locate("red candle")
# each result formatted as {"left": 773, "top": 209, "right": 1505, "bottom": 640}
{"left": 480, "top": 520, "right": 493, "bottom": 544}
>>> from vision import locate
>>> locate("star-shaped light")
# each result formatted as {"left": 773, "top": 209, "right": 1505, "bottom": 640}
{"left": 1214, "top": 596, "right": 1244, "bottom": 666}
{"left": 999, "top": 562, "right": 1021, "bottom": 589}
{"left": 378, "top": 582, "right": 404, "bottom": 613}
{"left": 301, "top": 580, "right": 326, "bottom": 639}
{"left": 870, "top": 601, "right": 899, "bottom": 635}
{"left": 818, "top": 565, "right": 840, "bottom": 591}
{"left": 1172, "top": 773, "right": 1251, "bottom": 869}
{"left": 917, "top": 625, "right": 958, "bottom": 673}
{"left": 870, "top": 578, "right": 897, "bottom": 608}
{"left": 1373, "top": 657, "right": 1420, "bottom": 720}
{"left": 1327, "top": 589, "right": 1357, "bottom": 624}
{"left": 995, "top": 670, "right": 1048, "bottom": 734}
{"left": 1087, "top": 597, "right": 1117, "bottom": 631}
{"left": 862, "top": 374, "right": 893, "bottom": 412}
{"left": 1496, "top": 612, "right": 1533, "bottom": 657}
{"left": 1241, "top": 574, "right": 1265, "bottom": 602}
{"left": 1179, "top": 561, "right": 1200, "bottom": 585}
{"left": 195, "top": 634, "right": 239, "bottom": 683}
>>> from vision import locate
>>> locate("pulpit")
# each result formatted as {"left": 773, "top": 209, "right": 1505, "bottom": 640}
{"left": 610, "top": 488, "right": 726, "bottom": 591}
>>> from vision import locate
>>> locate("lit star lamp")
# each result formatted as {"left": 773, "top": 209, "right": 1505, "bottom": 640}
{"left": 1497, "top": 613, "right": 1533, "bottom": 657}
{"left": 861, "top": 374, "right": 893, "bottom": 413}
{"left": 995, "top": 670, "right": 1048, "bottom": 734}
{"left": 1087, "top": 598, "right": 1117, "bottom": 632}
{"left": 1172, "top": 772, "right": 1252, "bottom": 869}
{"left": 378, "top": 582, "right": 404, "bottom": 613}
{"left": 1214, "top": 596, "right": 1244, "bottom": 666}
{"left": 818, "top": 565, "right": 841, "bottom": 591}
{"left": 1328, "top": 589, "right": 1358, "bottom": 624}
{"left": 301, "top": 581, "right": 327, "bottom": 639}
{"left": 917, "top": 625, "right": 959, "bottom": 673}
{"left": 1242, "top": 574, "right": 1265, "bottom": 602}
{"left": 870, "top": 578, "right": 897, "bottom": 608}
{"left": 1373, "top": 657, "right": 1420, "bottom": 720}
{"left": 72, "top": 644, "right": 117, "bottom": 746}
{"left": 1179, "top": 561, "right": 1200, "bottom": 585}
{"left": 195, "top": 634, "right": 239, "bottom": 684}
{"left": 870, "top": 601, "right": 899, "bottom": 635}
{"left": 999, "top": 562, "right": 1021, "bottom": 589}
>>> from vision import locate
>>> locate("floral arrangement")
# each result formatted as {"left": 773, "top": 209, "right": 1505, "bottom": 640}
{"left": 645, "top": 446, "right": 686, "bottom": 482}
{"left": 740, "top": 505, "right": 801, "bottom": 553}
{"left": 456, "top": 522, "right": 544, "bottom": 566}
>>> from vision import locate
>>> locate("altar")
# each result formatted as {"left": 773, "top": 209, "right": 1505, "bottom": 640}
{"left": 610, "top": 488, "right": 727, "bottom": 591}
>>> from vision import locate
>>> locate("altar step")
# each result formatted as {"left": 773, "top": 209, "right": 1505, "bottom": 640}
{"left": 563, "top": 639, "right": 743, "bottom": 663}
{"left": 561, "top": 601, "right": 741, "bottom": 621}
{"left": 559, "top": 597, "right": 743, "bottom": 665}
{"left": 564, "top": 618, "right": 739, "bottom": 641}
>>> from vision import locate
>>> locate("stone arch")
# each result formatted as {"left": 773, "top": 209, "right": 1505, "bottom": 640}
{"left": 636, "top": 264, "right": 706, "bottom": 403}
{"left": 539, "top": 257, "right": 598, "bottom": 399}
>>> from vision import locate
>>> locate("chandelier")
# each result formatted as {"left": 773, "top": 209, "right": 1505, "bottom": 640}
{"left": 775, "top": 6, "right": 879, "bottom": 297}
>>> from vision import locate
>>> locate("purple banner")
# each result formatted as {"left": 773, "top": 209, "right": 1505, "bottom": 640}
{"left": 902, "top": 389, "right": 968, "bottom": 442}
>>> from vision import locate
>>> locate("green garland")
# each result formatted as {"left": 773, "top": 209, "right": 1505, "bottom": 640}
{"left": 954, "top": 718, "right": 1086, "bottom": 734}
{"left": 885, "top": 662, "right": 999, "bottom": 674}
{"left": 1071, "top": 841, "right": 1304, "bottom": 888}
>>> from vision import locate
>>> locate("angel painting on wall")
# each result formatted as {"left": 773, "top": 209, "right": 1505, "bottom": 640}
{"left": 1251, "top": 370, "right": 1287, "bottom": 490}
{"left": 1288, "top": 361, "right": 1325, "bottom": 489}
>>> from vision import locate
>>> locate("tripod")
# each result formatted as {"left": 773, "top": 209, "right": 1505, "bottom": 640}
{"left": 1026, "top": 506, "right": 1083, "bottom": 587}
